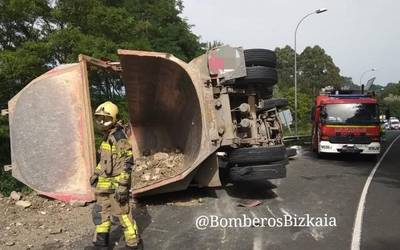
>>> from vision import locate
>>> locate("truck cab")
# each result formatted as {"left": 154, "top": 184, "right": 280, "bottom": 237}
{"left": 311, "top": 91, "right": 381, "bottom": 155}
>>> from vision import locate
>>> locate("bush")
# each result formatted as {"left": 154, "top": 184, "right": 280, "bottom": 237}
{"left": 274, "top": 86, "right": 314, "bottom": 135}
{"left": 0, "top": 117, "right": 31, "bottom": 196}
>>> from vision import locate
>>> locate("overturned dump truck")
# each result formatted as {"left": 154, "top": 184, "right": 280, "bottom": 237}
{"left": 4, "top": 46, "right": 290, "bottom": 202}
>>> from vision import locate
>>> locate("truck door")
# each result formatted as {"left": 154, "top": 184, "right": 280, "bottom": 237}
{"left": 7, "top": 62, "right": 95, "bottom": 202}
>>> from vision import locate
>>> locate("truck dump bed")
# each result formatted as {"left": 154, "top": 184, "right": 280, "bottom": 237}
{"left": 118, "top": 50, "right": 219, "bottom": 195}
{"left": 6, "top": 50, "right": 222, "bottom": 201}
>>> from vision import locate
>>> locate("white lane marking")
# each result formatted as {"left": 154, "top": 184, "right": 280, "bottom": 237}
{"left": 249, "top": 211, "right": 263, "bottom": 250}
{"left": 351, "top": 134, "right": 400, "bottom": 250}
{"left": 310, "top": 228, "right": 325, "bottom": 241}
{"left": 213, "top": 200, "right": 227, "bottom": 243}
{"left": 253, "top": 236, "right": 263, "bottom": 250}
{"left": 280, "top": 208, "right": 291, "bottom": 217}
{"left": 266, "top": 206, "right": 277, "bottom": 218}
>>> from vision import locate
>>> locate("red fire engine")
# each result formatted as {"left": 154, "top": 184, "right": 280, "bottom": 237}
{"left": 311, "top": 90, "right": 381, "bottom": 155}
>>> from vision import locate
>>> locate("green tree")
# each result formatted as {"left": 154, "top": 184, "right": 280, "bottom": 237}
{"left": 206, "top": 40, "right": 224, "bottom": 50}
{"left": 275, "top": 45, "right": 296, "bottom": 89}
{"left": 298, "top": 45, "right": 342, "bottom": 96}
{"left": 378, "top": 82, "right": 400, "bottom": 117}
{"left": 383, "top": 94, "right": 400, "bottom": 118}
{"left": 274, "top": 45, "right": 346, "bottom": 133}
{"left": 0, "top": 0, "right": 204, "bottom": 195}
{"left": 0, "top": 0, "right": 51, "bottom": 50}
{"left": 274, "top": 86, "right": 313, "bottom": 134}
{"left": 0, "top": 0, "right": 204, "bottom": 107}
{"left": 341, "top": 76, "right": 358, "bottom": 90}
{"left": 380, "top": 82, "right": 400, "bottom": 98}
{"left": 122, "top": 0, "right": 203, "bottom": 62}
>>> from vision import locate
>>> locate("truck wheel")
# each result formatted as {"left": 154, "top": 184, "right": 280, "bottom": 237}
{"left": 244, "top": 49, "right": 277, "bottom": 68}
{"left": 256, "top": 87, "right": 273, "bottom": 100}
{"left": 229, "top": 160, "right": 288, "bottom": 182}
{"left": 235, "top": 66, "right": 277, "bottom": 86}
{"left": 228, "top": 145, "right": 286, "bottom": 166}
{"left": 258, "top": 98, "right": 288, "bottom": 112}
{"left": 218, "top": 159, "right": 230, "bottom": 186}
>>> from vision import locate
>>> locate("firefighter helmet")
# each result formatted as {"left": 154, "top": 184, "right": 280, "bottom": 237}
{"left": 94, "top": 101, "right": 119, "bottom": 130}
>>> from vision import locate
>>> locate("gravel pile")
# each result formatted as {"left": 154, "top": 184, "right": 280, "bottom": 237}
{"left": 132, "top": 150, "right": 184, "bottom": 189}
{"left": 0, "top": 192, "right": 93, "bottom": 250}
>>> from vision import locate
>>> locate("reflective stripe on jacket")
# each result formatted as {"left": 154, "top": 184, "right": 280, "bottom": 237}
{"left": 95, "top": 124, "right": 133, "bottom": 193}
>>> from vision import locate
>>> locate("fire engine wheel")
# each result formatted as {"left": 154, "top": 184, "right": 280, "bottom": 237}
{"left": 228, "top": 145, "right": 286, "bottom": 166}
{"left": 258, "top": 98, "right": 289, "bottom": 112}
{"left": 316, "top": 128, "right": 325, "bottom": 158}
{"left": 235, "top": 66, "right": 277, "bottom": 86}
{"left": 244, "top": 49, "right": 277, "bottom": 68}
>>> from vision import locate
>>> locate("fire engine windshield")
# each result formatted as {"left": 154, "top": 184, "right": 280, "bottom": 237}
{"left": 324, "top": 103, "right": 379, "bottom": 125}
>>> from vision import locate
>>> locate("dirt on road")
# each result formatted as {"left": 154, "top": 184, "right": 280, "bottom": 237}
{"left": 0, "top": 188, "right": 205, "bottom": 250}
{"left": 0, "top": 192, "right": 93, "bottom": 250}
{"left": 0, "top": 150, "right": 186, "bottom": 249}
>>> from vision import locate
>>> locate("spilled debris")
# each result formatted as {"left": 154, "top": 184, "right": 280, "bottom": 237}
{"left": 10, "top": 191, "right": 21, "bottom": 201}
{"left": 132, "top": 150, "right": 185, "bottom": 189}
{"left": 15, "top": 200, "right": 32, "bottom": 208}
{"left": 0, "top": 192, "right": 93, "bottom": 249}
{"left": 237, "top": 200, "right": 263, "bottom": 208}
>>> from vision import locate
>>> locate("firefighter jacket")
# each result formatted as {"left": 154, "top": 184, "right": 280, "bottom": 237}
{"left": 94, "top": 124, "right": 134, "bottom": 193}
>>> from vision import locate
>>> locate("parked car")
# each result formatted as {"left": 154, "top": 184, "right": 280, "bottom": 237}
{"left": 384, "top": 122, "right": 390, "bottom": 130}
{"left": 390, "top": 119, "right": 400, "bottom": 130}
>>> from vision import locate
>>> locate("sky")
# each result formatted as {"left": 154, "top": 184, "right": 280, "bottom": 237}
{"left": 181, "top": 0, "right": 400, "bottom": 86}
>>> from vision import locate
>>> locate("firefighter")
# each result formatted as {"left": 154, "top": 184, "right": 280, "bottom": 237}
{"left": 89, "top": 101, "right": 140, "bottom": 250}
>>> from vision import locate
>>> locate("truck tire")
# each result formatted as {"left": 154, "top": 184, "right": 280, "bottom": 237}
{"left": 244, "top": 49, "right": 277, "bottom": 68}
{"left": 229, "top": 160, "right": 288, "bottom": 182}
{"left": 228, "top": 145, "right": 286, "bottom": 166}
{"left": 258, "top": 98, "right": 288, "bottom": 112}
{"left": 256, "top": 87, "right": 273, "bottom": 100}
{"left": 235, "top": 66, "right": 277, "bottom": 86}
{"left": 218, "top": 159, "right": 230, "bottom": 186}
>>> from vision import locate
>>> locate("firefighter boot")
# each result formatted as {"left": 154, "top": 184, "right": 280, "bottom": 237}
{"left": 121, "top": 238, "right": 143, "bottom": 250}
{"left": 93, "top": 232, "right": 109, "bottom": 249}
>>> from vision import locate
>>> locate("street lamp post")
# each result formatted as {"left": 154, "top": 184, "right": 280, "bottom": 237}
{"left": 294, "top": 8, "right": 328, "bottom": 136}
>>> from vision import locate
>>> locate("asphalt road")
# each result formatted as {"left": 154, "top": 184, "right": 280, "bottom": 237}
{"left": 362, "top": 131, "right": 400, "bottom": 250}
{"left": 76, "top": 131, "right": 400, "bottom": 250}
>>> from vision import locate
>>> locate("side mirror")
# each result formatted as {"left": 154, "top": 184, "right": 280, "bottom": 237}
{"left": 320, "top": 110, "right": 328, "bottom": 120}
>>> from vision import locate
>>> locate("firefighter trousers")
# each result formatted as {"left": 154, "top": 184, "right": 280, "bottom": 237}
{"left": 92, "top": 193, "right": 139, "bottom": 246}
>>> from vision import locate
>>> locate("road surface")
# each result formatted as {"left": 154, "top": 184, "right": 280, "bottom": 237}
{"left": 74, "top": 131, "right": 400, "bottom": 250}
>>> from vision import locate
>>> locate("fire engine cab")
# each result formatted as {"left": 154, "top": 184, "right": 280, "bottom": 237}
{"left": 311, "top": 90, "right": 381, "bottom": 155}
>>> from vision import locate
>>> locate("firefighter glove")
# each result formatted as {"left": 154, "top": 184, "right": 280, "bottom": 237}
{"left": 89, "top": 174, "right": 99, "bottom": 187}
